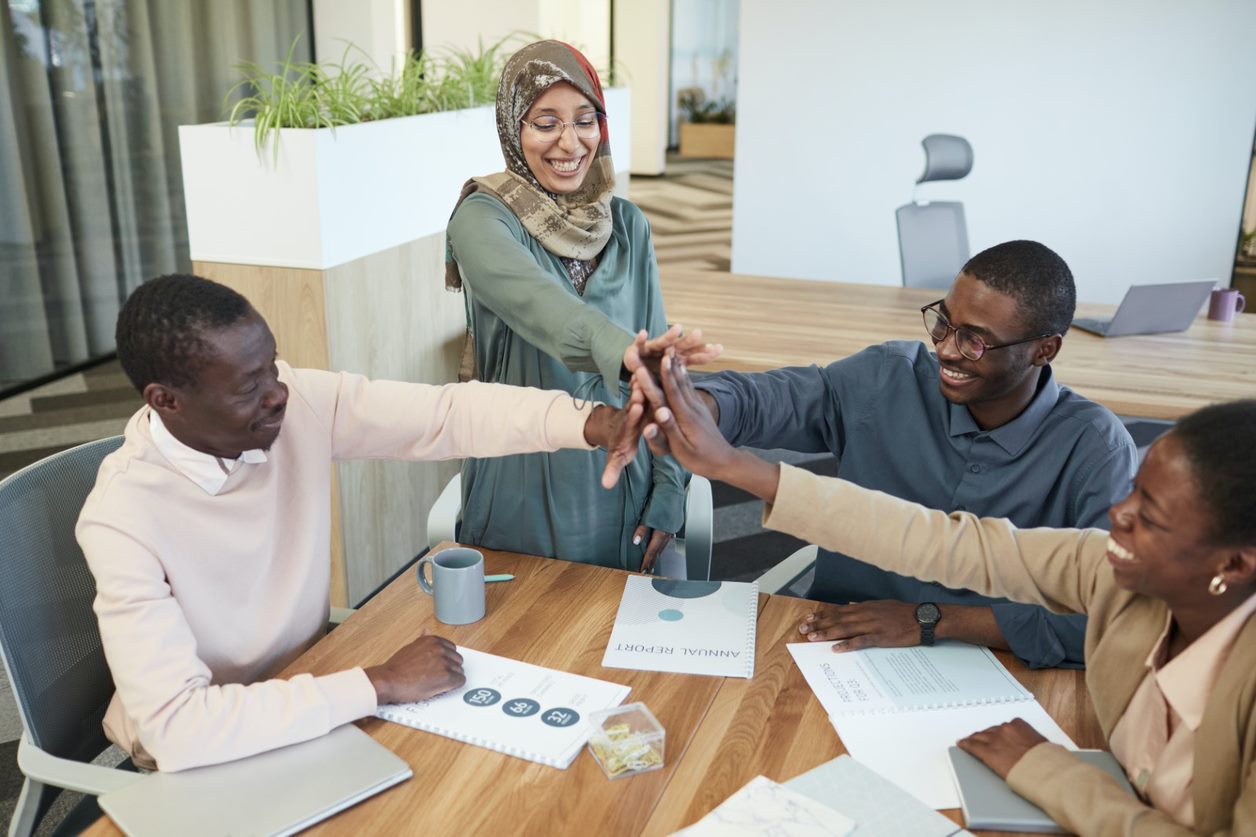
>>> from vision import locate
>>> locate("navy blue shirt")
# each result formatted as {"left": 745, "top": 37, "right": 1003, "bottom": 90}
{"left": 696, "top": 341, "right": 1138, "bottom": 669}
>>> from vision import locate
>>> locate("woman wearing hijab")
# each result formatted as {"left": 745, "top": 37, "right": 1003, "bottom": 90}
{"left": 636, "top": 356, "right": 1256, "bottom": 835}
{"left": 445, "top": 40, "right": 716, "bottom": 572}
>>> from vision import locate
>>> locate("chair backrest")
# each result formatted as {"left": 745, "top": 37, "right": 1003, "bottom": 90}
{"left": 916, "top": 134, "right": 973, "bottom": 184}
{"left": 0, "top": 436, "right": 123, "bottom": 764}
{"left": 896, "top": 202, "right": 970, "bottom": 290}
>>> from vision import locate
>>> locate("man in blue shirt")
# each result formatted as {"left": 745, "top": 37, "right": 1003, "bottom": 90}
{"left": 692, "top": 240, "right": 1138, "bottom": 669}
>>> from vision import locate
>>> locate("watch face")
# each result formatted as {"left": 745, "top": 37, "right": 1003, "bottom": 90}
{"left": 915, "top": 602, "right": 941, "bottom": 624}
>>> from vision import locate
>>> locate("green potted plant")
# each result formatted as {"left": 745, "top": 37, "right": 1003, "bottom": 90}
{"left": 677, "top": 86, "right": 735, "bottom": 159}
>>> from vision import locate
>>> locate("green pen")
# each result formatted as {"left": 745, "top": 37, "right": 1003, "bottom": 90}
{"left": 485, "top": 574, "right": 515, "bottom": 583}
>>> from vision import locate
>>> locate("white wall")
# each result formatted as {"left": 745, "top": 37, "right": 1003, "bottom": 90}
{"left": 615, "top": 0, "right": 670, "bottom": 174}
{"left": 733, "top": 1, "right": 1256, "bottom": 302}
{"left": 312, "top": 0, "right": 407, "bottom": 72}
{"left": 422, "top": 0, "right": 609, "bottom": 67}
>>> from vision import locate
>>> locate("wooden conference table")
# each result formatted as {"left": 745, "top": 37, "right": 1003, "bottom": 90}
{"left": 89, "top": 545, "right": 1104, "bottom": 837}
{"left": 659, "top": 267, "right": 1256, "bottom": 421}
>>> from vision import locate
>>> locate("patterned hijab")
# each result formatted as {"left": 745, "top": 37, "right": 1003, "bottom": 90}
{"left": 446, "top": 40, "right": 616, "bottom": 294}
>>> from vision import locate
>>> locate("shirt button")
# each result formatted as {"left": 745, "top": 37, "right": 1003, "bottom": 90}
{"left": 968, "top": 464, "right": 981, "bottom": 473}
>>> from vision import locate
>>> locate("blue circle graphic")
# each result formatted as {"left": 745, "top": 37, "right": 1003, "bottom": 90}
{"left": 540, "top": 707, "right": 581, "bottom": 727}
{"left": 502, "top": 698, "right": 540, "bottom": 717}
{"left": 658, "top": 609, "right": 684, "bottom": 621}
{"left": 462, "top": 687, "right": 501, "bottom": 707}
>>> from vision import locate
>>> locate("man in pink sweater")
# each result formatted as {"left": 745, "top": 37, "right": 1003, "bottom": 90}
{"left": 76, "top": 274, "right": 649, "bottom": 772}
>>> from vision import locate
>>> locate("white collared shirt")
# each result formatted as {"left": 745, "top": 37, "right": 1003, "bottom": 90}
{"left": 148, "top": 411, "right": 267, "bottom": 496}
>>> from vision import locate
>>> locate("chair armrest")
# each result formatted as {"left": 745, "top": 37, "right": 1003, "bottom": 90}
{"left": 426, "top": 473, "right": 462, "bottom": 551}
{"left": 756, "top": 544, "right": 818, "bottom": 595}
{"left": 17, "top": 734, "right": 144, "bottom": 796}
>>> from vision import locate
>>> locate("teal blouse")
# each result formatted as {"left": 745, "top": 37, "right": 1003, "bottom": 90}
{"left": 447, "top": 193, "right": 686, "bottom": 570}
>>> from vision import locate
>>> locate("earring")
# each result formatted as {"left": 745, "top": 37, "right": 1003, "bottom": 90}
{"left": 1209, "top": 575, "right": 1228, "bottom": 596}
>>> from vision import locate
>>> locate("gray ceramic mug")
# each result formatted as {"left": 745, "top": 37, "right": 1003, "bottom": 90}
{"left": 417, "top": 547, "right": 485, "bottom": 625}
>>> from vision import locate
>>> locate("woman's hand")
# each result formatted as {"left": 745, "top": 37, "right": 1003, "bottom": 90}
{"left": 582, "top": 388, "right": 646, "bottom": 489}
{"left": 956, "top": 719, "right": 1048, "bottom": 779}
{"left": 635, "top": 527, "right": 676, "bottom": 574}
{"left": 623, "top": 327, "right": 722, "bottom": 381}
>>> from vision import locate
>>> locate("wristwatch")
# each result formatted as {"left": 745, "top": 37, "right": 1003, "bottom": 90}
{"left": 914, "top": 602, "right": 942, "bottom": 646}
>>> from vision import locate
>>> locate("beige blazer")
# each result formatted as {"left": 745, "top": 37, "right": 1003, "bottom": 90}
{"left": 764, "top": 463, "right": 1256, "bottom": 836}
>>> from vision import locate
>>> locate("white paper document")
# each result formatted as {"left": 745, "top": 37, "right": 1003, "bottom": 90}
{"left": 787, "top": 641, "right": 1073, "bottom": 810}
{"left": 376, "top": 647, "right": 630, "bottom": 768}
{"left": 603, "top": 577, "right": 758, "bottom": 678}
{"left": 674, "top": 775, "right": 855, "bottom": 836}
{"left": 831, "top": 701, "right": 1075, "bottom": 810}
{"left": 786, "top": 641, "right": 1032, "bottom": 715}
{"left": 785, "top": 755, "right": 967, "bottom": 837}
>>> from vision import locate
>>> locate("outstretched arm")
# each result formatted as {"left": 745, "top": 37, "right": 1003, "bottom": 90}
{"left": 635, "top": 356, "right": 780, "bottom": 503}
{"left": 581, "top": 388, "right": 647, "bottom": 489}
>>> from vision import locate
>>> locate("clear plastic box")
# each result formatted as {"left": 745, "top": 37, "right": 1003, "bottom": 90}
{"left": 586, "top": 702, "right": 665, "bottom": 780}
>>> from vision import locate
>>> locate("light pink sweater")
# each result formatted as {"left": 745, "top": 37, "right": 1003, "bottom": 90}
{"left": 76, "top": 363, "right": 594, "bottom": 771}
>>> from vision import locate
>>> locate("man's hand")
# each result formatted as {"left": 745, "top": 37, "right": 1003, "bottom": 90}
{"left": 635, "top": 527, "right": 675, "bottom": 574}
{"left": 636, "top": 356, "right": 780, "bottom": 503}
{"left": 797, "top": 601, "right": 922, "bottom": 651}
{"left": 582, "top": 389, "right": 646, "bottom": 489}
{"left": 635, "top": 356, "right": 738, "bottom": 478}
{"left": 956, "top": 719, "right": 1048, "bottom": 779}
{"left": 623, "top": 326, "right": 722, "bottom": 380}
{"left": 365, "top": 633, "right": 465, "bottom": 705}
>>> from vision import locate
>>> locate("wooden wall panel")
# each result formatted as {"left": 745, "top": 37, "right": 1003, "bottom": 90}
{"left": 321, "top": 233, "right": 467, "bottom": 604}
{"left": 192, "top": 260, "right": 349, "bottom": 608}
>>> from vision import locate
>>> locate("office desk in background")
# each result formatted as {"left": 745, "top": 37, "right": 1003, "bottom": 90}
{"left": 86, "top": 545, "right": 1103, "bottom": 837}
{"left": 660, "top": 267, "right": 1256, "bottom": 421}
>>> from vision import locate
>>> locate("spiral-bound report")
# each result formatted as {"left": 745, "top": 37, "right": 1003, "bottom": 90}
{"left": 602, "top": 577, "right": 759, "bottom": 679}
{"left": 788, "top": 642, "right": 1076, "bottom": 810}
{"left": 786, "top": 642, "right": 1032, "bottom": 716}
{"left": 376, "top": 647, "right": 630, "bottom": 769}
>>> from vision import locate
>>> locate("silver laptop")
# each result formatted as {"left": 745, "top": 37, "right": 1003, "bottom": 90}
{"left": 99, "top": 725, "right": 411, "bottom": 837}
{"left": 1071, "top": 280, "right": 1215, "bottom": 337}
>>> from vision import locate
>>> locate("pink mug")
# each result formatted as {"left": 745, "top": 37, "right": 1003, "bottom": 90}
{"left": 1208, "top": 288, "right": 1246, "bottom": 322}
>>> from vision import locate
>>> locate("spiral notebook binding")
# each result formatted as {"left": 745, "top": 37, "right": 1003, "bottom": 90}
{"left": 742, "top": 581, "right": 760, "bottom": 679}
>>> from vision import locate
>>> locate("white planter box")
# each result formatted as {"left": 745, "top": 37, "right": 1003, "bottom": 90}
{"left": 179, "top": 88, "right": 633, "bottom": 270}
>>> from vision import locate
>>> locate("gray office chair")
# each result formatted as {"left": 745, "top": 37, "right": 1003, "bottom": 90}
{"left": 427, "top": 473, "right": 715, "bottom": 581}
{"left": 896, "top": 134, "right": 973, "bottom": 289}
{"left": 0, "top": 437, "right": 145, "bottom": 837}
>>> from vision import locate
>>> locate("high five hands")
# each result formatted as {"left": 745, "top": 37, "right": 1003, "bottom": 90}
{"left": 632, "top": 352, "right": 781, "bottom": 505}
{"left": 623, "top": 326, "right": 722, "bottom": 380}
{"left": 589, "top": 327, "right": 723, "bottom": 492}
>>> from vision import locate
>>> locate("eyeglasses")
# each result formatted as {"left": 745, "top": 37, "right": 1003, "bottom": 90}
{"left": 920, "top": 301, "right": 1054, "bottom": 361}
{"left": 520, "top": 113, "right": 604, "bottom": 141}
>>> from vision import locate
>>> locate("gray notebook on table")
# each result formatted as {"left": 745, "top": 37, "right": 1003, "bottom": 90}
{"left": 99, "top": 725, "right": 411, "bottom": 837}
{"left": 947, "top": 746, "right": 1134, "bottom": 833}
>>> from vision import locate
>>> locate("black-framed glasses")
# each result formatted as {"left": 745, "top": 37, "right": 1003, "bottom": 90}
{"left": 520, "top": 113, "right": 604, "bottom": 140}
{"left": 920, "top": 301, "right": 1054, "bottom": 361}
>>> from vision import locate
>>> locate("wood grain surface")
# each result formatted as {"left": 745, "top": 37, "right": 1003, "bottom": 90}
{"left": 84, "top": 545, "right": 1108, "bottom": 837}
{"left": 660, "top": 267, "right": 1256, "bottom": 421}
